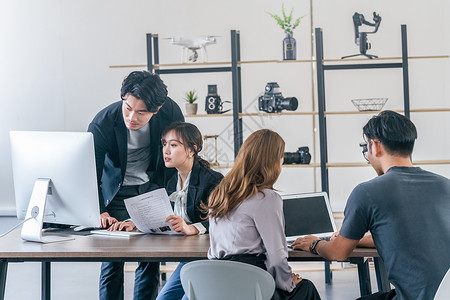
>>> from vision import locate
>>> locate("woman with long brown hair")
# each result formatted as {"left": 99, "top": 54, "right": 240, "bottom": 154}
{"left": 207, "top": 129, "right": 321, "bottom": 300}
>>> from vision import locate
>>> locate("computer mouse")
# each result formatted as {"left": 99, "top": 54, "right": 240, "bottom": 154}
{"left": 73, "top": 225, "right": 98, "bottom": 232}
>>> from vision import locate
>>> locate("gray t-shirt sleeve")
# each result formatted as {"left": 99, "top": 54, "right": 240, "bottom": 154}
{"left": 339, "top": 184, "right": 372, "bottom": 241}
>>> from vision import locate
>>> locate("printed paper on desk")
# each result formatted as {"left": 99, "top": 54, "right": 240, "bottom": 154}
{"left": 124, "top": 188, "right": 182, "bottom": 235}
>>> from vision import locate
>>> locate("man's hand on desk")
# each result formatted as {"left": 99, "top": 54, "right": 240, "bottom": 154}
{"left": 108, "top": 221, "right": 136, "bottom": 232}
{"left": 291, "top": 235, "right": 319, "bottom": 252}
{"left": 292, "top": 233, "right": 361, "bottom": 261}
{"left": 100, "top": 212, "right": 118, "bottom": 228}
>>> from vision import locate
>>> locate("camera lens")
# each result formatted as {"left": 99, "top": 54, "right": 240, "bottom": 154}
{"left": 283, "top": 147, "right": 311, "bottom": 165}
{"left": 277, "top": 97, "right": 298, "bottom": 111}
{"left": 283, "top": 152, "right": 300, "bottom": 164}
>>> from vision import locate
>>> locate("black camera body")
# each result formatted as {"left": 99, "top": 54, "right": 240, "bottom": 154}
{"left": 258, "top": 82, "right": 298, "bottom": 113}
{"left": 205, "top": 85, "right": 223, "bottom": 114}
{"left": 283, "top": 146, "right": 311, "bottom": 165}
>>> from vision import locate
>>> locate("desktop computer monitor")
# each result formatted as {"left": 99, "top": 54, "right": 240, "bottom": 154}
{"left": 10, "top": 131, "right": 101, "bottom": 243}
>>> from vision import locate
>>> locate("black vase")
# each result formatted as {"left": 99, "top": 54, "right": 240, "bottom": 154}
{"left": 283, "top": 33, "right": 296, "bottom": 60}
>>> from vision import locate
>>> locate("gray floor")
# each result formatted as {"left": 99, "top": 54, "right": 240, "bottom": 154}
{"left": 1, "top": 217, "right": 381, "bottom": 300}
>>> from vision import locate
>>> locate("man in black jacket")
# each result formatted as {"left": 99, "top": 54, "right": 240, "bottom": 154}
{"left": 88, "top": 71, "right": 184, "bottom": 300}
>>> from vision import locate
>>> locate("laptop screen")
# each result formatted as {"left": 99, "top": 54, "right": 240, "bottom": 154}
{"left": 282, "top": 192, "right": 336, "bottom": 240}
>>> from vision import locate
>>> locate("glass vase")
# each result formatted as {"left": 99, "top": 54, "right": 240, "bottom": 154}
{"left": 283, "top": 33, "right": 296, "bottom": 60}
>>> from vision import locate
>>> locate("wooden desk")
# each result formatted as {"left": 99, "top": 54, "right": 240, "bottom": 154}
{"left": 0, "top": 231, "right": 388, "bottom": 300}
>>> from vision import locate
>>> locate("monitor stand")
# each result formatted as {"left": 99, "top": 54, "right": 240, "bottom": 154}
{"left": 21, "top": 178, "right": 74, "bottom": 243}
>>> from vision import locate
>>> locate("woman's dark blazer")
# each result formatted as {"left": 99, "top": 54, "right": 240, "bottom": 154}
{"left": 166, "top": 159, "right": 223, "bottom": 232}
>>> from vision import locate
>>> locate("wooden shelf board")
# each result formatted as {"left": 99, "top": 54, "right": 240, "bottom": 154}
{"left": 325, "top": 108, "right": 450, "bottom": 115}
{"left": 283, "top": 163, "right": 321, "bottom": 168}
{"left": 325, "top": 110, "right": 388, "bottom": 115}
{"left": 240, "top": 59, "right": 315, "bottom": 64}
{"left": 213, "top": 160, "right": 450, "bottom": 170}
{"left": 410, "top": 108, "right": 450, "bottom": 113}
{"left": 326, "top": 162, "right": 371, "bottom": 168}
{"left": 323, "top": 55, "right": 449, "bottom": 63}
{"left": 154, "top": 61, "right": 231, "bottom": 68}
{"left": 240, "top": 112, "right": 317, "bottom": 117}
{"left": 239, "top": 55, "right": 448, "bottom": 65}
{"left": 333, "top": 212, "right": 345, "bottom": 220}
{"left": 187, "top": 109, "right": 450, "bottom": 118}
{"left": 110, "top": 64, "right": 147, "bottom": 69}
{"left": 211, "top": 164, "right": 233, "bottom": 169}
{"left": 326, "top": 160, "right": 450, "bottom": 167}
{"left": 109, "top": 55, "right": 449, "bottom": 69}
{"left": 185, "top": 113, "right": 233, "bottom": 118}
{"left": 213, "top": 163, "right": 320, "bottom": 169}
{"left": 412, "top": 160, "right": 450, "bottom": 165}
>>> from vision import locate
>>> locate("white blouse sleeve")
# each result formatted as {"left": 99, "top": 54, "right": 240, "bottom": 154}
{"left": 252, "top": 191, "right": 296, "bottom": 292}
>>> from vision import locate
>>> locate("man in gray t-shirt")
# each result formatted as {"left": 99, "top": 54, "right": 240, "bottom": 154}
{"left": 292, "top": 111, "right": 450, "bottom": 300}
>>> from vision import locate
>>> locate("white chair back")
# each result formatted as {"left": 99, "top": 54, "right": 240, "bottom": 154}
{"left": 434, "top": 268, "right": 450, "bottom": 300}
{"left": 180, "top": 260, "right": 275, "bottom": 300}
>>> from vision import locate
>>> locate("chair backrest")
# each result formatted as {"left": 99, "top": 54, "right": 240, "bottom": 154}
{"left": 434, "top": 268, "right": 450, "bottom": 300}
{"left": 180, "top": 260, "right": 275, "bottom": 300}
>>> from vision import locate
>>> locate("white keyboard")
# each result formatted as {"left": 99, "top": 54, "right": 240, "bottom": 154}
{"left": 90, "top": 229, "right": 145, "bottom": 238}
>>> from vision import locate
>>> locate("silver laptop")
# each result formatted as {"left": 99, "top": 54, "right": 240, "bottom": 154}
{"left": 282, "top": 192, "right": 337, "bottom": 243}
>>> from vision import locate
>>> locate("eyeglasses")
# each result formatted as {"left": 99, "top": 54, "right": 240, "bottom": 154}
{"left": 359, "top": 142, "right": 368, "bottom": 161}
{"left": 360, "top": 138, "right": 381, "bottom": 162}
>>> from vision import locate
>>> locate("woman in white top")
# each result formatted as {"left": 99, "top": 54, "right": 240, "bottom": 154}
{"left": 111, "top": 122, "right": 223, "bottom": 300}
{"left": 207, "top": 129, "right": 321, "bottom": 300}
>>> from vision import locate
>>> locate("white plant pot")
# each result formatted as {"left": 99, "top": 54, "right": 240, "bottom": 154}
{"left": 185, "top": 103, "right": 198, "bottom": 115}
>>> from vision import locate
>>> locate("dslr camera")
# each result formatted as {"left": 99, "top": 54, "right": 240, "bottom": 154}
{"left": 258, "top": 82, "right": 298, "bottom": 113}
{"left": 283, "top": 147, "right": 312, "bottom": 165}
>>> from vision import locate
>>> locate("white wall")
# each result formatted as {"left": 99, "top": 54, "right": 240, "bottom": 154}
{"left": 1, "top": 0, "right": 448, "bottom": 214}
{"left": 0, "top": 1, "right": 65, "bottom": 214}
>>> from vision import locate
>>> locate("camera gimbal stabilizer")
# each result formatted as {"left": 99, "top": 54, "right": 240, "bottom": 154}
{"left": 342, "top": 12, "right": 382, "bottom": 59}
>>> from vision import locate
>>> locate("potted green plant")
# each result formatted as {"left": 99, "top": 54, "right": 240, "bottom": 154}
{"left": 184, "top": 90, "right": 198, "bottom": 115}
{"left": 268, "top": 4, "right": 305, "bottom": 60}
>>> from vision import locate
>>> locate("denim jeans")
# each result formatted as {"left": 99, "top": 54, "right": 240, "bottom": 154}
{"left": 156, "top": 262, "right": 188, "bottom": 300}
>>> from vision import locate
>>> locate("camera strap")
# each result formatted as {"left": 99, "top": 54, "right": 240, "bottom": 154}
{"left": 219, "top": 101, "right": 231, "bottom": 114}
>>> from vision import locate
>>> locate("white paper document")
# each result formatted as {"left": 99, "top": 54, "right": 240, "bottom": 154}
{"left": 124, "top": 188, "right": 182, "bottom": 235}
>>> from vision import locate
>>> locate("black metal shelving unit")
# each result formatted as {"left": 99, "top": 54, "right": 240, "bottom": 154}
{"left": 146, "top": 30, "right": 243, "bottom": 157}
{"left": 315, "top": 24, "right": 410, "bottom": 195}
{"left": 314, "top": 25, "right": 410, "bottom": 287}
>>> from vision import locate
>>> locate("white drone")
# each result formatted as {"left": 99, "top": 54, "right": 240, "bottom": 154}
{"left": 165, "top": 35, "right": 218, "bottom": 63}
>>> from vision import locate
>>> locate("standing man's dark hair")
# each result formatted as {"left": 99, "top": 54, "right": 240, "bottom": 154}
{"left": 363, "top": 110, "right": 417, "bottom": 157}
{"left": 88, "top": 70, "right": 184, "bottom": 300}
{"left": 120, "top": 71, "right": 169, "bottom": 112}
